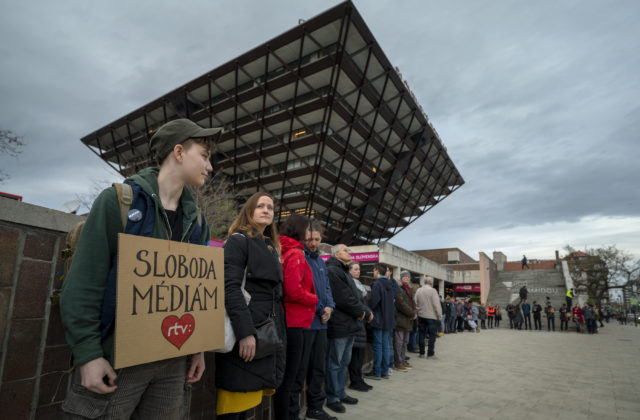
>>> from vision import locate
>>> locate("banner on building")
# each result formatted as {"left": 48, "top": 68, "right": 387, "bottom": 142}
{"left": 454, "top": 283, "right": 481, "bottom": 292}
{"left": 114, "top": 234, "right": 225, "bottom": 369}
{"left": 320, "top": 252, "right": 379, "bottom": 263}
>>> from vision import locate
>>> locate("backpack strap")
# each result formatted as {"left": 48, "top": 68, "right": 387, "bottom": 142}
{"left": 187, "top": 207, "right": 205, "bottom": 244}
{"left": 112, "top": 183, "right": 133, "bottom": 230}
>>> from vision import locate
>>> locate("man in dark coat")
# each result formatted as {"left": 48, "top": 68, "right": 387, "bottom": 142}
{"left": 506, "top": 302, "right": 516, "bottom": 329}
{"left": 325, "top": 245, "right": 369, "bottom": 414}
{"left": 366, "top": 263, "right": 395, "bottom": 380}
{"left": 532, "top": 300, "right": 543, "bottom": 330}
{"left": 545, "top": 302, "right": 556, "bottom": 331}
{"left": 519, "top": 285, "right": 528, "bottom": 305}
{"left": 514, "top": 304, "right": 524, "bottom": 330}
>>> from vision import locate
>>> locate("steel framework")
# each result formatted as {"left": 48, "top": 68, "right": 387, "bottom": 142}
{"left": 81, "top": 1, "right": 464, "bottom": 244}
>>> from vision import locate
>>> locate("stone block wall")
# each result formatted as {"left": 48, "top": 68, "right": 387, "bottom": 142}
{"left": 0, "top": 213, "right": 72, "bottom": 419}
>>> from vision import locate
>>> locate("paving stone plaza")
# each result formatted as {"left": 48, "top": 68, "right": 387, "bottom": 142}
{"left": 331, "top": 323, "right": 640, "bottom": 420}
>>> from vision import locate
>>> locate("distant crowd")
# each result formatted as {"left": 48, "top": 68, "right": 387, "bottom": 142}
{"left": 482, "top": 285, "right": 609, "bottom": 333}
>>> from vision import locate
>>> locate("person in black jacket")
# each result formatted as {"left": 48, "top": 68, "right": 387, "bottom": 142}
{"left": 366, "top": 263, "right": 395, "bottom": 380}
{"left": 519, "top": 285, "right": 528, "bottom": 305}
{"left": 506, "top": 303, "right": 515, "bottom": 329}
{"left": 324, "top": 245, "right": 370, "bottom": 414}
{"left": 545, "top": 303, "right": 556, "bottom": 332}
{"left": 347, "top": 262, "right": 373, "bottom": 393}
{"left": 532, "top": 301, "right": 542, "bottom": 330}
{"left": 514, "top": 304, "right": 524, "bottom": 330}
{"left": 215, "top": 192, "right": 285, "bottom": 420}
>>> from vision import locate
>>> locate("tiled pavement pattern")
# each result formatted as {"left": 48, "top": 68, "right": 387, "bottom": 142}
{"left": 320, "top": 323, "right": 640, "bottom": 420}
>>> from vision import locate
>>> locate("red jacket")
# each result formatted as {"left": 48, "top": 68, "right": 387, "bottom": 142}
{"left": 280, "top": 236, "right": 318, "bottom": 328}
{"left": 572, "top": 306, "right": 583, "bottom": 323}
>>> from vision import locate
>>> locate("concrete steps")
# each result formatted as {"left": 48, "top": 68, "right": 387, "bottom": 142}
{"left": 488, "top": 269, "right": 567, "bottom": 328}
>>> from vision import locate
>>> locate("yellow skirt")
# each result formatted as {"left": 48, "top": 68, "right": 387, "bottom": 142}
{"left": 217, "top": 388, "right": 275, "bottom": 415}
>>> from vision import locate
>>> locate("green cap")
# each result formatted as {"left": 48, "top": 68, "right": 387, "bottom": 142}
{"left": 149, "top": 119, "right": 223, "bottom": 160}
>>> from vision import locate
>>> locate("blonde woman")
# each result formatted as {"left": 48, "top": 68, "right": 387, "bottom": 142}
{"left": 216, "top": 192, "right": 285, "bottom": 420}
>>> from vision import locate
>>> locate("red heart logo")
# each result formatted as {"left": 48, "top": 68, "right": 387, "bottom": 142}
{"left": 161, "top": 314, "right": 195, "bottom": 350}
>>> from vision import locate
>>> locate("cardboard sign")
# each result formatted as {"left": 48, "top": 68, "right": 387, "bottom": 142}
{"left": 114, "top": 233, "right": 224, "bottom": 369}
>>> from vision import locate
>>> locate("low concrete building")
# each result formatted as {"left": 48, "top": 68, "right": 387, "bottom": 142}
{"left": 321, "top": 243, "right": 496, "bottom": 303}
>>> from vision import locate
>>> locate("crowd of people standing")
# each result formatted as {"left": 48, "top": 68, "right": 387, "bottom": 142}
{"left": 58, "top": 119, "right": 618, "bottom": 420}
{"left": 483, "top": 286, "right": 608, "bottom": 334}
{"left": 217, "top": 203, "right": 448, "bottom": 419}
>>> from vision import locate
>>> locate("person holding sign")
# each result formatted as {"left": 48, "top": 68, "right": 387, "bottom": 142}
{"left": 60, "top": 119, "right": 221, "bottom": 418}
{"left": 216, "top": 192, "right": 286, "bottom": 420}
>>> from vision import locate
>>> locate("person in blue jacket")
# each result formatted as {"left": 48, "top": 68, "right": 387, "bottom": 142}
{"left": 522, "top": 299, "right": 532, "bottom": 330}
{"left": 291, "top": 220, "right": 337, "bottom": 420}
{"left": 365, "top": 263, "right": 395, "bottom": 380}
{"left": 385, "top": 267, "right": 398, "bottom": 371}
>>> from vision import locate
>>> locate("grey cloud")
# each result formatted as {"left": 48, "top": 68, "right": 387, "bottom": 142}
{"left": 1, "top": 0, "right": 639, "bottom": 258}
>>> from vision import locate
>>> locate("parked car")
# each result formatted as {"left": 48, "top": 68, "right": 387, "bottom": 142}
{"left": 626, "top": 313, "right": 640, "bottom": 322}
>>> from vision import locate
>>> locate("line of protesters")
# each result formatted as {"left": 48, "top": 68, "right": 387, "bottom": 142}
{"left": 501, "top": 299, "right": 606, "bottom": 334}
{"left": 219, "top": 204, "right": 449, "bottom": 419}
{"left": 438, "top": 293, "right": 608, "bottom": 336}
{"left": 487, "top": 285, "right": 607, "bottom": 333}
{"left": 216, "top": 204, "right": 445, "bottom": 419}
{"left": 438, "top": 299, "right": 608, "bottom": 336}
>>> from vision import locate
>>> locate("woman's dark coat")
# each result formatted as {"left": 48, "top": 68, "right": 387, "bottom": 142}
{"left": 353, "top": 291, "right": 370, "bottom": 349}
{"left": 215, "top": 231, "right": 286, "bottom": 392}
{"left": 326, "top": 256, "right": 370, "bottom": 339}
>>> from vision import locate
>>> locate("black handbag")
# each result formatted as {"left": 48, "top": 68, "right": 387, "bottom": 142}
{"left": 253, "top": 293, "right": 284, "bottom": 360}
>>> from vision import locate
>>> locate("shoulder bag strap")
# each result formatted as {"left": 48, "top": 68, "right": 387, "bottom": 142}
{"left": 112, "top": 183, "right": 133, "bottom": 230}
{"left": 230, "top": 232, "right": 251, "bottom": 304}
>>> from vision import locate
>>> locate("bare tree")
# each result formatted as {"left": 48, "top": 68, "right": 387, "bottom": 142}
{"left": 564, "top": 245, "right": 640, "bottom": 306}
{"left": 0, "top": 129, "right": 26, "bottom": 183}
{"left": 188, "top": 174, "right": 239, "bottom": 240}
{"left": 74, "top": 173, "right": 238, "bottom": 238}
{"left": 75, "top": 179, "right": 119, "bottom": 212}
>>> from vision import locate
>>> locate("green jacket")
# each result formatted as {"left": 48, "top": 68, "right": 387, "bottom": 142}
{"left": 60, "top": 167, "right": 210, "bottom": 367}
{"left": 395, "top": 284, "right": 416, "bottom": 331}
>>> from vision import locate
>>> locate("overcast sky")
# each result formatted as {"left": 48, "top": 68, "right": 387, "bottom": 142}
{"left": 1, "top": 0, "right": 639, "bottom": 261}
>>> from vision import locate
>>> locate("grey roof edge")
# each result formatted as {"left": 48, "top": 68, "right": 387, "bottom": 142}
{"left": 0, "top": 198, "right": 85, "bottom": 233}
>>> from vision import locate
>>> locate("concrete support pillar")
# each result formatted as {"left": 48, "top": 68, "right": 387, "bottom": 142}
{"left": 439, "top": 279, "right": 445, "bottom": 297}
{"left": 493, "top": 251, "right": 506, "bottom": 271}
